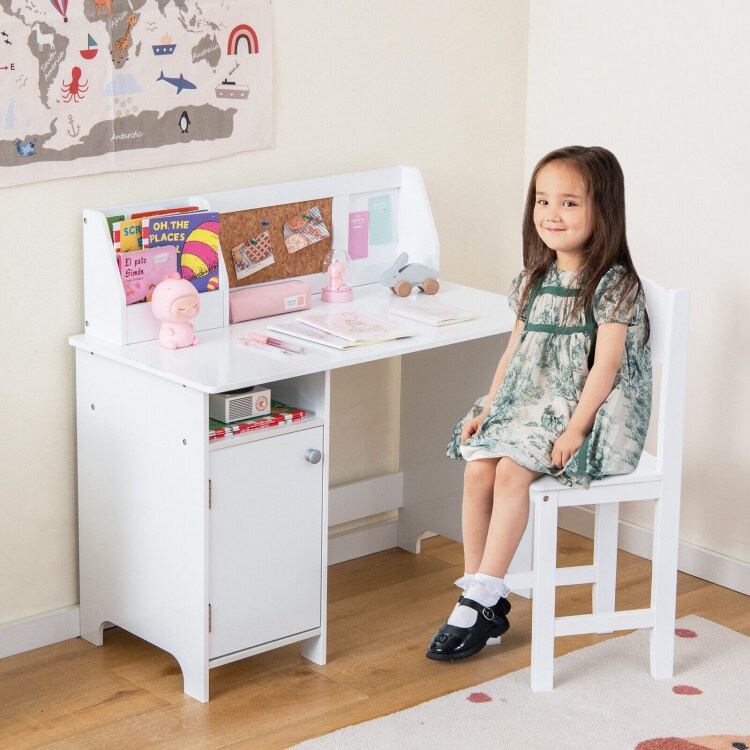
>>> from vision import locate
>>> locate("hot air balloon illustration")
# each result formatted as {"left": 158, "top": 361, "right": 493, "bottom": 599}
{"left": 50, "top": 0, "right": 69, "bottom": 23}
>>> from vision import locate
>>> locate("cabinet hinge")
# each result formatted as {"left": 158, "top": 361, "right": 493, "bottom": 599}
{"left": 208, "top": 603, "right": 212, "bottom": 633}
{"left": 208, "top": 479, "right": 212, "bottom": 509}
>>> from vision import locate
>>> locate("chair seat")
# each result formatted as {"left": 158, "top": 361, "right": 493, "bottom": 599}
{"left": 529, "top": 450, "right": 660, "bottom": 494}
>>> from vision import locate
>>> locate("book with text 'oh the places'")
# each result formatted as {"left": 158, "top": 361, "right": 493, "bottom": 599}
{"left": 143, "top": 211, "right": 220, "bottom": 294}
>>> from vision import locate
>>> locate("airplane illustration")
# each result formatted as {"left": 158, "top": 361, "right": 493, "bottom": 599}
{"left": 157, "top": 71, "right": 196, "bottom": 94}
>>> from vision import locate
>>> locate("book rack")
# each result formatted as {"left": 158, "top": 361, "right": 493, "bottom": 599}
{"left": 82, "top": 166, "right": 439, "bottom": 346}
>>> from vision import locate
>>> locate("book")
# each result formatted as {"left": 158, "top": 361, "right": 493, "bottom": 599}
{"left": 131, "top": 206, "right": 199, "bottom": 220}
{"left": 107, "top": 214, "right": 125, "bottom": 242}
{"left": 143, "top": 210, "right": 220, "bottom": 294}
{"left": 296, "top": 311, "right": 415, "bottom": 344}
{"left": 387, "top": 298, "right": 477, "bottom": 326}
{"left": 208, "top": 400, "right": 308, "bottom": 441}
{"left": 117, "top": 245, "right": 178, "bottom": 305}
{"left": 266, "top": 320, "right": 373, "bottom": 350}
{"left": 113, "top": 217, "right": 144, "bottom": 252}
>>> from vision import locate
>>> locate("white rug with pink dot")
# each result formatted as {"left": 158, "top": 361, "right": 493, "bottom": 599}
{"left": 291, "top": 616, "right": 749, "bottom": 750}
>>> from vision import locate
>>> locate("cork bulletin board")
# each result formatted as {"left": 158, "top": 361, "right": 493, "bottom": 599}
{"left": 219, "top": 198, "right": 333, "bottom": 289}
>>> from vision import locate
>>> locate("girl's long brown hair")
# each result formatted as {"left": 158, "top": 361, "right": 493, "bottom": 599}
{"left": 517, "top": 146, "right": 650, "bottom": 344}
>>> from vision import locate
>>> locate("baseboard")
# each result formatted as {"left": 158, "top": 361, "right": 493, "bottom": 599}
{"left": 328, "top": 518, "right": 398, "bottom": 565}
{"left": 0, "top": 605, "right": 80, "bottom": 660}
{"left": 559, "top": 506, "right": 750, "bottom": 596}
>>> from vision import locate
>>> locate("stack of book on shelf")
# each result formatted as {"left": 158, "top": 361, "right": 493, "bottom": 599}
{"left": 109, "top": 206, "right": 221, "bottom": 306}
{"left": 268, "top": 311, "right": 416, "bottom": 350}
{"left": 208, "top": 400, "right": 307, "bottom": 441}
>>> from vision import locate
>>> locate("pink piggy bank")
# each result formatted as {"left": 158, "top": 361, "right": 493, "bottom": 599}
{"left": 151, "top": 273, "right": 200, "bottom": 349}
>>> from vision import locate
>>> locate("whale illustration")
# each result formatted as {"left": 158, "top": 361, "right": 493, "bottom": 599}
{"left": 157, "top": 71, "right": 196, "bottom": 94}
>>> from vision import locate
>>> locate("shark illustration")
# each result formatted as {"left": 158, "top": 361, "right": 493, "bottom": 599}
{"left": 157, "top": 71, "right": 196, "bottom": 94}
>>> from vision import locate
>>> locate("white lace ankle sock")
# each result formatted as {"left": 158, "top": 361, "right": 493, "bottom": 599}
{"left": 446, "top": 572, "right": 475, "bottom": 625}
{"left": 446, "top": 572, "right": 510, "bottom": 628}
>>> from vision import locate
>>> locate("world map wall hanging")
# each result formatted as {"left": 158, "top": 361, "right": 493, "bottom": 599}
{"left": 0, "top": 0, "right": 272, "bottom": 187}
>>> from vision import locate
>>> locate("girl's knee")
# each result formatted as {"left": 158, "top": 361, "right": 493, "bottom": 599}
{"left": 495, "top": 458, "right": 542, "bottom": 490}
{"left": 464, "top": 459, "right": 498, "bottom": 492}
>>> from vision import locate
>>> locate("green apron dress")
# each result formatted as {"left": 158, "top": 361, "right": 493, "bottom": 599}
{"left": 446, "top": 262, "right": 653, "bottom": 489}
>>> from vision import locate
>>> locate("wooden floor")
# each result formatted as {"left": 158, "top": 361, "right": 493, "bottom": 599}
{"left": 1, "top": 530, "right": 748, "bottom": 749}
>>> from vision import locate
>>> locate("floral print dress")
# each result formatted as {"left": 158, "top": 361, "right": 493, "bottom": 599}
{"left": 446, "top": 262, "right": 653, "bottom": 489}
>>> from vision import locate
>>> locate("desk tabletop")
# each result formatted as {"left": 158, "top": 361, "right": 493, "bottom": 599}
{"left": 69, "top": 282, "right": 514, "bottom": 393}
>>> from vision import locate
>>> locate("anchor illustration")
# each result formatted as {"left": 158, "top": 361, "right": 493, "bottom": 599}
{"left": 67, "top": 114, "right": 80, "bottom": 136}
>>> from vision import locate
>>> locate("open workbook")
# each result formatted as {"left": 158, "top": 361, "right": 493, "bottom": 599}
{"left": 268, "top": 312, "right": 415, "bottom": 350}
{"left": 297, "top": 311, "right": 415, "bottom": 344}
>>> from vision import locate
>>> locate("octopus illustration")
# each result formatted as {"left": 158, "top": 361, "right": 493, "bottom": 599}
{"left": 61, "top": 66, "right": 88, "bottom": 102}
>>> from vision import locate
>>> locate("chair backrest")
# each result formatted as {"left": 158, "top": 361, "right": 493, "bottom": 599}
{"left": 640, "top": 278, "right": 691, "bottom": 483}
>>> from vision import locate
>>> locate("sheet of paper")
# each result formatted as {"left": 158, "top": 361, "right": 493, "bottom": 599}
{"left": 283, "top": 206, "right": 331, "bottom": 253}
{"left": 348, "top": 211, "right": 369, "bottom": 259}
{"left": 230, "top": 230, "right": 275, "bottom": 280}
{"left": 367, "top": 195, "right": 392, "bottom": 245}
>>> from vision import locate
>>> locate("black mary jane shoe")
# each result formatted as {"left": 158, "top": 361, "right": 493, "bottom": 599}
{"left": 425, "top": 596, "right": 511, "bottom": 662}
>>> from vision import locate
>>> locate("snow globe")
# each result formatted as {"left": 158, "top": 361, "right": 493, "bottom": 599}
{"left": 321, "top": 248, "right": 353, "bottom": 303}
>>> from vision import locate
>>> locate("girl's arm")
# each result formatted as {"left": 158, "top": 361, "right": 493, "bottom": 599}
{"left": 480, "top": 318, "right": 525, "bottom": 416}
{"left": 567, "top": 322, "right": 628, "bottom": 435}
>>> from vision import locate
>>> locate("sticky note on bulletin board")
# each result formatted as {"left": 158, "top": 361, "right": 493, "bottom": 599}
{"left": 219, "top": 198, "right": 333, "bottom": 288}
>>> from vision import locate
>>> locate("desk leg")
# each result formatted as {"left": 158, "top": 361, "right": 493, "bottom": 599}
{"left": 398, "top": 335, "right": 507, "bottom": 553}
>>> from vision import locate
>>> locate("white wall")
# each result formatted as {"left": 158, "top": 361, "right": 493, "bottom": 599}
{"left": 0, "top": 1, "right": 530, "bottom": 624}
{"left": 525, "top": 0, "right": 750, "bottom": 564}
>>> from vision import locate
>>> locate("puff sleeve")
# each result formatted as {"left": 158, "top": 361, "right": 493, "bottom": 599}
{"left": 594, "top": 265, "right": 646, "bottom": 326}
{"left": 507, "top": 270, "right": 528, "bottom": 322}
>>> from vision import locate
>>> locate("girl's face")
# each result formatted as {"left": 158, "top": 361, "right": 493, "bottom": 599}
{"left": 533, "top": 161, "right": 593, "bottom": 265}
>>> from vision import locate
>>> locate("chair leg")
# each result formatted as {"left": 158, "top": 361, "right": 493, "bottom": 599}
{"left": 650, "top": 489, "right": 680, "bottom": 679}
{"left": 592, "top": 502, "right": 618, "bottom": 632}
{"left": 530, "top": 491, "right": 558, "bottom": 692}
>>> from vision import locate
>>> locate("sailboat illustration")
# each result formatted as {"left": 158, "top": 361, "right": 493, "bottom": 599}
{"left": 80, "top": 34, "right": 98, "bottom": 60}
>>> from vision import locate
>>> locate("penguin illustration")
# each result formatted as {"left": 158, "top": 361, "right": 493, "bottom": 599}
{"left": 14, "top": 138, "right": 36, "bottom": 157}
{"left": 178, "top": 110, "right": 190, "bottom": 134}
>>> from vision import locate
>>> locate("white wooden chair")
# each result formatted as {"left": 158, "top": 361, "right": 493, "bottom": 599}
{"left": 504, "top": 277, "right": 690, "bottom": 691}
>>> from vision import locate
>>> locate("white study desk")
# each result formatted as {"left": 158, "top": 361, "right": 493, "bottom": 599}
{"left": 70, "top": 280, "right": 520, "bottom": 702}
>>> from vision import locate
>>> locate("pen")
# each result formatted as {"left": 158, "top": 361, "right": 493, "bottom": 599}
{"left": 246, "top": 332, "right": 306, "bottom": 354}
{"left": 237, "top": 337, "right": 294, "bottom": 359}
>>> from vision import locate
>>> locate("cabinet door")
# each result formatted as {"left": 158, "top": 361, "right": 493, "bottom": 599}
{"left": 209, "top": 427, "right": 324, "bottom": 659}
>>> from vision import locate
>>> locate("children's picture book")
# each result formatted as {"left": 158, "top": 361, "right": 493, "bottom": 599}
{"left": 208, "top": 400, "right": 307, "bottom": 441}
{"left": 143, "top": 211, "right": 220, "bottom": 294}
{"left": 296, "top": 311, "right": 415, "bottom": 344}
{"left": 131, "top": 206, "right": 200, "bottom": 221}
{"left": 266, "top": 320, "right": 373, "bottom": 350}
{"left": 283, "top": 206, "right": 330, "bottom": 253}
{"left": 229, "top": 229, "right": 275, "bottom": 280}
{"left": 118, "top": 245, "right": 178, "bottom": 305}
{"left": 113, "top": 218, "right": 144, "bottom": 252}
{"left": 387, "top": 298, "right": 477, "bottom": 326}
{"left": 107, "top": 214, "right": 125, "bottom": 243}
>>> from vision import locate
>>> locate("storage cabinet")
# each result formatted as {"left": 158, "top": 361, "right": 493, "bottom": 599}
{"left": 209, "top": 426, "right": 324, "bottom": 659}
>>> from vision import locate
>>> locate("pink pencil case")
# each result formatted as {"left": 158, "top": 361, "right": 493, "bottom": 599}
{"left": 229, "top": 280, "right": 311, "bottom": 323}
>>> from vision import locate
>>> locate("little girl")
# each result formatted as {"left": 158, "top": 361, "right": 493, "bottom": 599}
{"left": 426, "top": 146, "right": 653, "bottom": 662}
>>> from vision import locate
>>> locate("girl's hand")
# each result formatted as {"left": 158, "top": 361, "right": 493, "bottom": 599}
{"left": 461, "top": 414, "right": 486, "bottom": 443}
{"left": 551, "top": 428, "right": 587, "bottom": 469}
